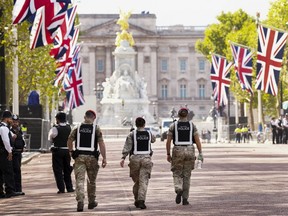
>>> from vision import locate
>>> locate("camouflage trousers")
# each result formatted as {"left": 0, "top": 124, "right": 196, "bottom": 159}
{"left": 129, "top": 154, "right": 153, "bottom": 201}
{"left": 73, "top": 155, "right": 99, "bottom": 204}
{"left": 171, "top": 145, "right": 195, "bottom": 199}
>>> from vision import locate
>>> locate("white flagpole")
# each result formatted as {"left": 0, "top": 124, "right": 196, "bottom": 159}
{"left": 12, "top": 26, "right": 19, "bottom": 115}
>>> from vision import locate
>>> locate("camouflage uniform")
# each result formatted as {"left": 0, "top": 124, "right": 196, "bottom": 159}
{"left": 168, "top": 120, "right": 198, "bottom": 200}
{"left": 122, "top": 129, "right": 155, "bottom": 203}
{"left": 68, "top": 122, "right": 103, "bottom": 204}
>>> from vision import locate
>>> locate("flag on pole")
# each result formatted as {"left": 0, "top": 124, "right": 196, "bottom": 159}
{"left": 63, "top": 57, "right": 85, "bottom": 110}
{"left": 50, "top": 5, "right": 78, "bottom": 59}
{"left": 29, "top": 2, "right": 67, "bottom": 49}
{"left": 210, "top": 54, "right": 233, "bottom": 107}
{"left": 12, "top": 0, "right": 70, "bottom": 24}
{"left": 230, "top": 42, "right": 254, "bottom": 95}
{"left": 255, "top": 24, "right": 288, "bottom": 96}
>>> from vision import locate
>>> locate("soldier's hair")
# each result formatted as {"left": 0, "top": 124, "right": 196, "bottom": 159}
{"left": 85, "top": 110, "right": 96, "bottom": 119}
{"left": 56, "top": 112, "right": 66, "bottom": 122}
{"left": 135, "top": 117, "right": 145, "bottom": 127}
{"left": 178, "top": 108, "right": 188, "bottom": 118}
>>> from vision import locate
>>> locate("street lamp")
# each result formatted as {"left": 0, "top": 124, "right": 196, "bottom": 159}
{"left": 93, "top": 82, "right": 104, "bottom": 99}
{"left": 93, "top": 83, "right": 104, "bottom": 114}
{"left": 152, "top": 102, "right": 157, "bottom": 120}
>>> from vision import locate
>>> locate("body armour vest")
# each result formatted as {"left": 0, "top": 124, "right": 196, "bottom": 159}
{"left": 11, "top": 127, "right": 25, "bottom": 149}
{"left": 173, "top": 121, "right": 193, "bottom": 145}
{"left": 53, "top": 124, "right": 71, "bottom": 148}
{"left": 76, "top": 124, "right": 98, "bottom": 152}
{"left": 0, "top": 123, "right": 12, "bottom": 150}
{"left": 132, "top": 130, "right": 151, "bottom": 155}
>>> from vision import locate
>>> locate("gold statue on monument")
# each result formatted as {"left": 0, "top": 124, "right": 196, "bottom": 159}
{"left": 115, "top": 10, "right": 135, "bottom": 47}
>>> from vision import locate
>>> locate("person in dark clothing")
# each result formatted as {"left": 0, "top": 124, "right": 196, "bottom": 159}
{"left": 0, "top": 110, "right": 21, "bottom": 198}
{"left": 10, "top": 114, "right": 26, "bottom": 195}
{"left": 48, "top": 112, "right": 74, "bottom": 194}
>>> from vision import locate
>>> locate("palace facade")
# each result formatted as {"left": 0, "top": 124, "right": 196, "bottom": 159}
{"left": 75, "top": 13, "right": 216, "bottom": 123}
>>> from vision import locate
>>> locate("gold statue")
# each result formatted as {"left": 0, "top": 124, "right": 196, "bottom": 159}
{"left": 115, "top": 10, "right": 135, "bottom": 47}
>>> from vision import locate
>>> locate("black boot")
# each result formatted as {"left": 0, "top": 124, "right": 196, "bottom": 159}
{"left": 138, "top": 200, "right": 146, "bottom": 209}
{"left": 182, "top": 199, "right": 189, "bottom": 205}
{"left": 88, "top": 201, "right": 98, "bottom": 209}
{"left": 175, "top": 190, "right": 183, "bottom": 204}
{"left": 77, "top": 202, "right": 84, "bottom": 212}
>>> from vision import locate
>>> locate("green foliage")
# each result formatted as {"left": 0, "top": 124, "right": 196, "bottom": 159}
{"left": 0, "top": 2, "right": 59, "bottom": 110}
{"left": 196, "top": 2, "right": 288, "bottom": 122}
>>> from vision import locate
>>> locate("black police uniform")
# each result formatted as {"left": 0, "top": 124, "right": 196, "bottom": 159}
{"left": 11, "top": 126, "right": 25, "bottom": 193}
{"left": 0, "top": 122, "right": 16, "bottom": 197}
{"left": 51, "top": 124, "right": 74, "bottom": 193}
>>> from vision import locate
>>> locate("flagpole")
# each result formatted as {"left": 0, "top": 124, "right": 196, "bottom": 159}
{"left": 256, "top": 12, "right": 263, "bottom": 133}
{"left": 12, "top": 26, "right": 19, "bottom": 115}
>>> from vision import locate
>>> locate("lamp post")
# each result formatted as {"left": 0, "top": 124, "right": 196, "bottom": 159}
{"left": 152, "top": 102, "right": 157, "bottom": 120}
{"left": 93, "top": 82, "right": 104, "bottom": 114}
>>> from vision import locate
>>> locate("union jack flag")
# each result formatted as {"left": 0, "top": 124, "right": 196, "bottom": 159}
{"left": 255, "top": 24, "right": 288, "bottom": 95}
{"left": 50, "top": 5, "right": 78, "bottom": 59}
{"left": 230, "top": 42, "right": 254, "bottom": 95}
{"left": 29, "top": 2, "right": 67, "bottom": 49}
{"left": 63, "top": 57, "right": 85, "bottom": 110}
{"left": 53, "top": 41, "right": 80, "bottom": 86}
{"left": 210, "top": 54, "right": 233, "bottom": 107}
{"left": 12, "top": 0, "right": 70, "bottom": 24}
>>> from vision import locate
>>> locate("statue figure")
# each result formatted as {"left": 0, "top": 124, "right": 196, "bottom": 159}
{"left": 114, "top": 64, "right": 138, "bottom": 99}
{"left": 115, "top": 10, "right": 135, "bottom": 47}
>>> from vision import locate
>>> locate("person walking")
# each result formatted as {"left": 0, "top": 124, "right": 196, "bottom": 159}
{"left": 270, "top": 117, "right": 278, "bottom": 144}
{"left": 0, "top": 110, "right": 18, "bottom": 198}
{"left": 48, "top": 112, "right": 74, "bottom": 194}
{"left": 10, "top": 114, "right": 26, "bottom": 195}
{"left": 120, "top": 117, "right": 156, "bottom": 209}
{"left": 67, "top": 110, "right": 107, "bottom": 212}
{"left": 166, "top": 107, "right": 203, "bottom": 205}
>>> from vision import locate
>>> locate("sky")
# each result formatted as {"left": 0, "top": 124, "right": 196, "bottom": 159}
{"left": 75, "top": 0, "right": 273, "bottom": 26}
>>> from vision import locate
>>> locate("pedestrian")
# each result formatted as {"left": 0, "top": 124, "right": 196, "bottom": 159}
{"left": 282, "top": 114, "right": 288, "bottom": 144}
{"left": 270, "top": 117, "right": 278, "bottom": 144}
{"left": 48, "top": 112, "right": 74, "bottom": 194}
{"left": 0, "top": 110, "right": 19, "bottom": 198}
{"left": 67, "top": 110, "right": 107, "bottom": 212}
{"left": 10, "top": 114, "right": 26, "bottom": 195}
{"left": 234, "top": 124, "right": 242, "bottom": 143}
{"left": 120, "top": 117, "right": 156, "bottom": 209}
{"left": 166, "top": 107, "right": 203, "bottom": 205}
{"left": 276, "top": 116, "right": 283, "bottom": 144}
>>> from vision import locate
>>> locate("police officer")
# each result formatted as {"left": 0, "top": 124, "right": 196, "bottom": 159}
{"left": 0, "top": 110, "right": 18, "bottom": 198}
{"left": 120, "top": 117, "right": 156, "bottom": 209}
{"left": 48, "top": 112, "right": 74, "bottom": 194}
{"left": 166, "top": 107, "right": 203, "bottom": 205}
{"left": 10, "top": 114, "right": 26, "bottom": 195}
{"left": 67, "top": 110, "right": 107, "bottom": 212}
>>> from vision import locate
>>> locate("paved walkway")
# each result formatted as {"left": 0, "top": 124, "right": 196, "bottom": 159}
{"left": 1, "top": 139, "right": 288, "bottom": 215}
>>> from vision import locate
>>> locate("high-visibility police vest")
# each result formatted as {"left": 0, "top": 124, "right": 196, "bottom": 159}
{"left": 132, "top": 130, "right": 151, "bottom": 155}
{"left": 53, "top": 124, "right": 71, "bottom": 148}
{"left": 173, "top": 121, "right": 193, "bottom": 145}
{"left": 76, "top": 123, "right": 98, "bottom": 152}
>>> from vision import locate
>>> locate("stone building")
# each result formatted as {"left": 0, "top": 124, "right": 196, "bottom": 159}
{"left": 74, "top": 13, "right": 215, "bottom": 123}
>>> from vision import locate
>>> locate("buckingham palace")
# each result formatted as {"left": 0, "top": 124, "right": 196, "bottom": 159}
{"left": 73, "top": 13, "right": 216, "bottom": 123}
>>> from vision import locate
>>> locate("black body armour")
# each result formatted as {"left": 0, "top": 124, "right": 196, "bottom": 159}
{"left": 173, "top": 121, "right": 193, "bottom": 145}
{"left": 11, "top": 127, "right": 25, "bottom": 149}
{"left": 132, "top": 130, "right": 151, "bottom": 155}
{"left": 0, "top": 123, "right": 12, "bottom": 151}
{"left": 76, "top": 124, "right": 98, "bottom": 151}
{"left": 53, "top": 124, "right": 71, "bottom": 148}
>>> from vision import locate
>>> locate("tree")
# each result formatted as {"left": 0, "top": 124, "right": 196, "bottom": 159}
{"left": 0, "top": 1, "right": 59, "bottom": 113}
{"left": 196, "top": 9, "right": 258, "bottom": 130}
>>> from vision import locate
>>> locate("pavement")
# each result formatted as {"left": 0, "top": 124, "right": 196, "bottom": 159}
{"left": 1, "top": 138, "right": 288, "bottom": 215}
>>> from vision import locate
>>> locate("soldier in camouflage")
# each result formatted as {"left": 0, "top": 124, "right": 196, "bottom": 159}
{"left": 67, "top": 110, "right": 107, "bottom": 212}
{"left": 166, "top": 107, "right": 203, "bottom": 205}
{"left": 120, "top": 117, "right": 156, "bottom": 209}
